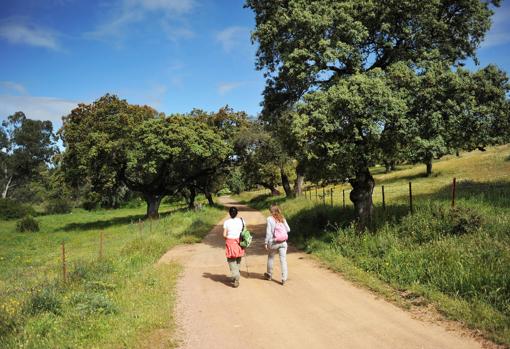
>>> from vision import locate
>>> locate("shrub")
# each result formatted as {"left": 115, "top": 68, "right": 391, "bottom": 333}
{"left": 0, "top": 302, "right": 21, "bottom": 338}
{"left": 434, "top": 206, "right": 483, "bottom": 235}
{"left": 46, "top": 199, "right": 72, "bottom": 214}
{"left": 16, "top": 215, "right": 40, "bottom": 233}
{"left": 0, "top": 198, "right": 35, "bottom": 220}
{"left": 82, "top": 200, "right": 100, "bottom": 211}
{"left": 26, "top": 287, "right": 62, "bottom": 315}
{"left": 70, "top": 292, "right": 118, "bottom": 315}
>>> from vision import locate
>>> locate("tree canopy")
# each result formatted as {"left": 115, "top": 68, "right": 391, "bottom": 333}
{"left": 246, "top": 0, "right": 506, "bottom": 229}
{"left": 60, "top": 94, "right": 235, "bottom": 217}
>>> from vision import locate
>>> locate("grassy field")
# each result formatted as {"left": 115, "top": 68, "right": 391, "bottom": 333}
{"left": 0, "top": 201, "right": 225, "bottom": 348}
{"left": 236, "top": 144, "right": 510, "bottom": 346}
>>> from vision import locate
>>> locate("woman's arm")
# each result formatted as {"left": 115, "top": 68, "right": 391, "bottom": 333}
{"left": 284, "top": 220, "right": 291, "bottom": 232}
{"left": 223, "top": 228, "right": 228, "bottom": 239}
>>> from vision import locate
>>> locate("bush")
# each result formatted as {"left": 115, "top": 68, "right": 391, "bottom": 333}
{"left": 434, "top": 206, "right": 483, "bottom": 235}
{"left": 46, "top": 199, "right": 72, "bottom": 214}
{"left": 0, "top": 198, "right": 35, "bottom": 220}
{"left": 26, "top": 287, "right": 62, "bottom": 315}
{"left": 16, "top": 215, "right": 40, "bottom": 233}
{"left": 70, "top": 292, "right": 117, "bottom": 315}
{"left": 82, "top": 199, "right": 100, "bottom": 211}
{"left": 0, "top": 303, "right": 21, "bottom": 338}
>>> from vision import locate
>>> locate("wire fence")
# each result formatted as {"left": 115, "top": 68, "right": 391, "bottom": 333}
{"left": 300, "top": 174, "right": 510, "bottom": 214}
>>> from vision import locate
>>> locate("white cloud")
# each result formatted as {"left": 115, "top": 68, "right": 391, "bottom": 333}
{"left": 0, "top": 81, "right": 28, "bottom": 95}
{"left": 481, "top": 6, "right": 510, "bottom": 49}
{"left": 217, "top": 81, "right": 246, "bottom": 95}
{"left": 215, "top": 26, "right": 249, "bottom": 52}
{"left": 86, "top": 0, "right": 196, "bottom": 43}
{"left": 0, "top": 95, "right": 79, "bottom": 124}
{"left": 0, "top": 17, "right": 61, "bottom": 50}
{"left": 127, "top": 0, "right": 196, "bottom": 14}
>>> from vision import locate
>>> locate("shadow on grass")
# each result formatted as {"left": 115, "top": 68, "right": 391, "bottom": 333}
{"left": 385, "top": 180, "right": 510, "bottom": 209}
{"left": 55, "top": 206, "right": 192, "bottom": 233}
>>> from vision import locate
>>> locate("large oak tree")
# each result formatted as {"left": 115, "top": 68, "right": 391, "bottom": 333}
{"left": 246, "top": 0, "right": 502, "bottom": 229}
{"left": 60, "top": 94, "right": 232, "bottom": 218}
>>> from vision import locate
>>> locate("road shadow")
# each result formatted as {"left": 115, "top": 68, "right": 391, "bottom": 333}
{"left": 202, "top": 272, "right": 232, "bottom": 286}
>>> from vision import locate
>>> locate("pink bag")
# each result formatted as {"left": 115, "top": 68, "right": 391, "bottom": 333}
{"left": 273, "top": 221, "right": 288, "bottom": 243}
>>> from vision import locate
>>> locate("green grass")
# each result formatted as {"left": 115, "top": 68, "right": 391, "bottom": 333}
{"left": 0, "top": 202, "right": 225, "bottom": 348}
{"left": 236, "top": 145, "right": 510, "bottom": 346}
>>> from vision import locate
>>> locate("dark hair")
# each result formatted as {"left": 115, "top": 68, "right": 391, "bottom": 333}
{"left": 229, "top": 207, "right": 238, "bottom": 218}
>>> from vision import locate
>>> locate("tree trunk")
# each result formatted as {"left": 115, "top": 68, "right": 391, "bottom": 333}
{"left": 2, "top": 175, "right": 13, "bottom": 199}
{"left": 384, "top": 160, "right": 391, "bottom": 173}
{"left": 187, "top": 187, "right": 197, "bottom": 210}
{"left": 293, "top": 168, "right": 304, "bottom": 196}
{"left": 390, "top": 161, "right": 396, "bottom": 171}
{"left": 349, "top": 167, "right": 375, "bottom": 232}
{"left": 425, "top": 158, "right": 433, "bottom": 177}
{"left": 280, "top": 168, "right": 294, "bottom": 198}
{"left": 205, "top": 190, "right": 214, "bottom": 205}
{"left": 260, "top": 183, "right": 280, "bottom": 196}
{"left": 144, "top": 193, "right": 162, "bottom": 219}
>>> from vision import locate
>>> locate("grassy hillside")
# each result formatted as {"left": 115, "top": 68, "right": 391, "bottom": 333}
{"left": 0, "top": 202, "right": 225, "bottom": 348}
{"left": 237, "top": 145, "right": 510, "bottom": 346}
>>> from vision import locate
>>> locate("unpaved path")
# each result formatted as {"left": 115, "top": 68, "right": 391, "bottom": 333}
{"left": 158, "top": 197, "right": 484, "bottom": 349}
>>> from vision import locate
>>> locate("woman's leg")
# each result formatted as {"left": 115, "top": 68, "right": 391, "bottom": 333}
{"left": 227, "top": 258, "right": 240, "bottom": 281}
{"left": 278, "top": 243, "right": 288, "bottom": 282}
{"left": 267, "top": 248, "right": 276, "bottom": 278}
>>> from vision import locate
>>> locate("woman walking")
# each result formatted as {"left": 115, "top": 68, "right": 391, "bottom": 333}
{"left": 264, "top": 204, "right": 290, "bottom": 285}
{"left": 223, "top": 206, "right": 245, "bottom": 288}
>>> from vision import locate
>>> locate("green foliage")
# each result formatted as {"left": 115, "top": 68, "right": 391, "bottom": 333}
{"left": 247, "top": 0, "right": 507, "bottom": 227}
{"left": 70, "top": 292, "right": 118, "bottom": 316}
{"left": 1, "top": 111, "right": 58, "bottom": 200}
{"left": 226, "top": 167, "right": 246, "bottom": 194}
{"left": 45, "top": 199, "right": 72, "bottom": 214}
{"left": 26, "top": 286, "right": 62, "bottom": 315}
{"left": 61, "top": 94, "right": 236, "bottom": 217}
{"left": 0, "top": 198, "right": 35, "bottom": 220}
{"left": 16, "top": 216, "right": 39, "bottom": 233}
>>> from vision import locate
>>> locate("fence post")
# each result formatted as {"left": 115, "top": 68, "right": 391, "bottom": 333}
{"left": 99, "top": 231, "right": 104, "bottom": 259}
{"left": 382, "top": 185, "right": 386, "bottom": 211}
{"left": 409, "top": 181, "right": 413, "bottom": 214}
{"left": 342, "top": 189, "right": 346, "bottom": 209}
{"left": 322, "top": 187, "right": 326, "bottom": 205}
{"left": 451, "top": 177, "right": 457, "bottom": 208}
{"left": 61, "top": 241, "right": 67, "bottom": 284}
{"left": 330, "top": 188, "right": 334, "bottom": 206}
{"left": 315, "top": 187, "right": 318, "bottom": 201}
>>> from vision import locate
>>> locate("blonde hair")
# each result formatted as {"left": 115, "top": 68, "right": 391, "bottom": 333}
{"left": 270, "top": 204, "right": 285, "bottom": 223}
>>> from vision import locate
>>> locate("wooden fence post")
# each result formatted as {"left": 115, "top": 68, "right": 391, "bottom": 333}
{"left": 409, "top": 182, "right": 413, "bottom": 214}
{"left": 315, "top": 187, "right": 318, "bottom": 201}
{"left": 330, "top": 188, "right": 334, "bottom": 206}
{"left": 342, "top": 189, "right": 346, "bottom": 209}
{"left": 99, "top": 231, "right": 104, "bottom": 259}
{"left": 61, "top": 242, "right": 67, "bottom": 284}
{"left": 382, "top": 185, "right": 386, "bottom": 211}
{"left": 322, "top": 187, "right": 326, "bottom": 205}
{"left": 451, "top": 177, "right": 457, "bottom": 208}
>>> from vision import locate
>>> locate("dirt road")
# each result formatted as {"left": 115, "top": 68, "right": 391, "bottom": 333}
{"left": 158, "top": 197, "right": 483, "bottom": 349}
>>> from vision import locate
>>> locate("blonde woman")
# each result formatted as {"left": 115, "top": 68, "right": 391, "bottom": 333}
{"left": 264, "top": 204, "right": 290, "bottom": 285}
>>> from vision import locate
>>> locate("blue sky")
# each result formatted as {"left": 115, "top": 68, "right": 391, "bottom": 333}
{"left": 1, "top": 0, "right": 509, "bottom": 128}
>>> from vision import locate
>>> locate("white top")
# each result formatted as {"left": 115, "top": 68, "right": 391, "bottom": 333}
{"left": 223, "top": 217, "right": 244, "bottom": 239}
